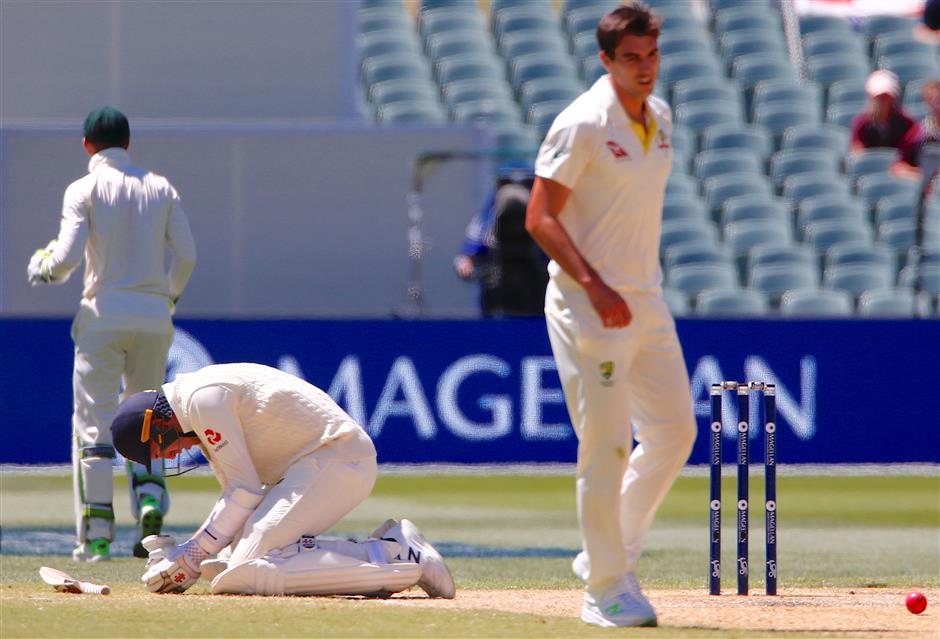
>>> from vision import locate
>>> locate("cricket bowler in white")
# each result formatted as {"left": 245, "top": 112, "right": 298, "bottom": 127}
{"left": 27, "top": 107, "right": 197, "bottom": 562}
{"left": 525, "top": 3, "right": 696, "bottom": 628}
{"left": 109, "top": 363, "right": 455, "bottom": 598}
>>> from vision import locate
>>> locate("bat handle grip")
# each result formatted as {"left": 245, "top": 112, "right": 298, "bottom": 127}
{"left": 81, "top": 582, "right": 111, "bottom": 595}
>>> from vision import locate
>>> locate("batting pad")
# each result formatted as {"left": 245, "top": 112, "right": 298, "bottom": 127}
{"left": 210, "top": 549, "right": 421, "bottom": 596}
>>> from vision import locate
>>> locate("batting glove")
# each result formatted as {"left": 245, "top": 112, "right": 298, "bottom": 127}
{"left": 27, "top": 241, "right": 57, "bottom": 286}
{"left": 141, "top": 538, "right": 208, "bottom": 594}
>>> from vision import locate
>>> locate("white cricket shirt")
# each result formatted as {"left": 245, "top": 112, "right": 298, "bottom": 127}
{"left": 44, "top": 148, "right": 196, "bottom": 328}
{"left": 164, "top": 363, "right": 375, "bottom": 493}
{"left": 535, "top": 75, "right": 673, "bottom": 293}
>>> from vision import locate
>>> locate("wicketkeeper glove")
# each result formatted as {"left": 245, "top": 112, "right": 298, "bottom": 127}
{"left": 26, "top": 240, "right": 57, "bottom": 286}
{"left": 141, "top": 535, "right": 208, "bottom": 594}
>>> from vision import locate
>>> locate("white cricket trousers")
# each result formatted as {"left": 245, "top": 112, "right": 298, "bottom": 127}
{"left": 544, "top": 279, "right": 696, "bottom": 594}
{"left": 71, "top": 308, "right": 173, "bottom": 544}
{"left": 227, "top": 431, "right": 378, "bottom": 566}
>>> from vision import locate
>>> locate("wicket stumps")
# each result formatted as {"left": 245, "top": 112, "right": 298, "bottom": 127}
{"left": 709, "top": 381, "right": 777, "bottom": 596}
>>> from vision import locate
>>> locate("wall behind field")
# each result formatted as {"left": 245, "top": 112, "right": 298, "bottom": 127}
{"left": 0, "top": 0, "right": 356, "bottom": 119}
{"left": 1, "top": 122, "right": 492, "bottom": 317}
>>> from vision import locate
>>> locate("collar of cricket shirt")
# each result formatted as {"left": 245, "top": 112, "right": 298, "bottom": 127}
{"left": 88, "top": 147, "right": 132, "bottom": 173}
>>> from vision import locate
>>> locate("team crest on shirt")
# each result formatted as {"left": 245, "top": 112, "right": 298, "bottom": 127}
{"left": 605, "top": 140, "right": 630, "bottom": 160}
{"left": 599, "top": 361, "right": 616, "bottom": 387}
{"left": 657, "top": 129, "right": 670, "bottom": 149}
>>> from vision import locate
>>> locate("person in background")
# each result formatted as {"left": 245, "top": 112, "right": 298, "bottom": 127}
{"left": 454, "top": 160, "right": 548, "bottom": 316}
{"left": 525, "top": 2, "right": 695, "bottom": 629}
{"left": 27, "top": 107, "right": 196, "bottom": 561}
{"left": 850, "top": 70, "right": 921, "bottom": 171}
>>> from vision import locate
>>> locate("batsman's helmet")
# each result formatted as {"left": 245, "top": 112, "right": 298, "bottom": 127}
{"left": 110, "top": 391, "right": 180, "bottom": 470}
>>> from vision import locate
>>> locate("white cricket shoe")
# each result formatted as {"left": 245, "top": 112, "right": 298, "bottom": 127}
{"left": 371, "top": 518, "right": 455, "bottom": 599}
{"left": 581, "top": 573, "right": 657, "bottom": 628}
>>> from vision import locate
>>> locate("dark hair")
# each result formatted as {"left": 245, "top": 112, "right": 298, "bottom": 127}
{"left": 596, "top": 2, "right": 662, "bottom": 58}
{"left": 83, "top": 106, "right": 130, "bottom": 150}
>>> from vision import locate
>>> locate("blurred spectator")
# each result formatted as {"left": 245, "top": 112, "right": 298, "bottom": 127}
{"left": 892, "top": 80, "right": 940, "bottom": 188}
{"left": 914, "top": 0, "right": 940, "bottom": 43}
{"left": 454, "top": 160, "right": 548, "bottom": 316}
{"left": 850, "top": 71, "right": 920, "bottom": 166}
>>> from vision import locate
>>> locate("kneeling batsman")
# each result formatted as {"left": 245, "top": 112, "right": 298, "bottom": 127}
{"left": 110, "top": 362, "right": 455, "bottom": 598}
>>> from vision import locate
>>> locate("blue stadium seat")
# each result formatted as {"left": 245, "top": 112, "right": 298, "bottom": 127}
{"left": 877, "top": 54, "right": 940, "bottom": 88}
{"left": 675, "top": 100, "right": 742, "bottom": 134}
{"left": 782, "top": 173, "right": 850, "bottom": 205}
{"left": 779, "top": 287, "right": 854, "bottom": 316}
{"left": 519, "top": 80, "right": 581, "bottom": 113}
{"left": 660, "top": 219, "right": 720, "bottom": 256}
{"left": 825, "top": 240, "right": 896, "bottom": 274}
{"left": 696, "top": 287, "right": 770, "bottom": 316}
{"left": 421, "top": 7, "right": 486, "bottom": 43}
{"left": 362, "top": 54, "right": 433, "bottom": 87}
{"left": 360, "top": 32, "right": 423, "bottom": 61}
{"left": 663, "top": 194, "right": 709, "bottom": 223}
{"left": 749, "top": 263, "right": 819, "bottom": 306}
{"left": 863, "top": 15, "right": 920, "bottom": 45}
{"left": 826, "top": 102, "right": 865, "bottom": 128}
{"left": 807, "top": 54, "right": 870, "bottom": 89}
{"left": 714, "top": 6, "right": 780, "bottom": 37}
{"left": 719, "top": 29, "right": 786, "bottom": 73}
{"left": 670, "top": 124, "right": 695, "bottom": 163}
{"left": 663, "top": 286, "right": 692, "bottom": 317}
{"left": 873, "top": 193, "right": 921, "bottom": 226}
{"left": 721, "top": 194, "right": 792, "bottom": 228}
{"left": 798, "top": 14, "right": 854, "bottom": 38}
{"left": 856, "top": 173, "right": 920, "bottom": 212}
{"left": 454, "top": 98, "right": 522, "bottom": 124}
{"left": 845, "top": 149, "right": 899, "bottom": 186}
{"left": 443, "top": 78, "right": 514, "bottom": 111}
{"left": 693, "top": 149, "right": 763, "bottom": 181}
{"left": 360, "top": 7, "right": 414, "bottom": 34}
{"left": 700, "top": 123, "right": 774, "bottom": 162}
{"left": 804, "top": 218, "right": 873, "bottom": 253}
{"left": 426, "top": 30, "right": 495, "bottom": 62}
{"left": 857, "top": 287, "right": 919, "bottom": 317}
{"left": 823, "top": 262, "right": 894, "bottom": 299}
{"left": 668, "top": 262, "right": 739, "bottom": 298}
{"left": 752, "top": 79, "right": 823, "bottom": 122}
{"left": 898, "top": 263, "right": 940, "bottom": 296}
{"left": 725, "top": 218, "right": 793, "bottom": 262}
{"left": 377, "top": 101, "right": 448, "bottom": 124}
{"left": 664, "top": 241, "right": 734, "bottom": 271}
{"left": 802, "top": 31, "right": 867, "bottom": 60}
{"left": 666, "top": 173, "right": 700, "bottom": 198}
{"left": 370, "top": 78, "right": 439, "bottom": 106}
{"left": 436, "top": 57, "right": 505, "bottom": 87}
{"left": 754, "top": 102, "right": 821, "bottom": 148}
{"left": 796, "top": 194, "right": 867, "bottom": 238}
{"left": 494, "top": 6, "right": 562, "bottom": 44}
{"left": 510, "top": 55, "right": 580, "bottom": 96}
{"left": 703, "top": 173, "right": 773, "bottom": 216}
{"left": 499, "top": 31, "right": 569, "bottom": 59}
{"left": 873, "top": 31, "right": 939, "bottom": 61}
{"left": 781, "top": 123, "right": 850, "bottom": 155}
{"left": 672, "top": 79, "right": 744, "bottom": 120}
{"left": 826, "top": 78, "right": 868, "bottom": 112}
{"left": 748, "top": 242, "right": 818, "bottom": 273}
{"left": 879, "top": 219, "right": 940, "bottom": 255}
{"left": 769, "top": 149, "right": 840, "bottom": 193}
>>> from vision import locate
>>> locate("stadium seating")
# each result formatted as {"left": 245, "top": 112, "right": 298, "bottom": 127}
{"left": 696, "top": 287, "right": 770, "bottom": 316}
{"left": 796, "top": 195, "right": 867, "bottom": 238}
{"left": 663, "top": 286, "right": 692, "bottom": 317}
{"left": 693, "top": 149, "right": 763, "bottom": 181}
{"left": 823, "top": 262, "right": 894, "bottom": 299}
{"left": 769, "top": 149, "right": 840, "bottom": 193}
{"left": 781, "top": 123, "right": 849, "bottom": 155}
{"left": 668, "top": 262, "right": 739, "bottom": 298}
{"left": 720, "top": 194, "right": 791, "bottom": 228}
{"left": 857, "top": 287, "right": 919, "bottom": 318}
{"left": 825, "top": 240, "right": 897, "bottom": 273}
{"left": 660, "top": 219, "right": 721, "bottom": 256}
{"left": 701, "top": 123, "right": 774, "bottom": 162}
{"left": 804, "top": 218, "right": 873, "bottom": 253}
{"left": 664, "top": 241, "right": 734, "bottom": 271}
{"left": 779, "top": 287, "right": 854, "bottom": 316}
{"left": 748, "top": 242, "right": 818, "bottom": 273}
{"left": 663, "top": 195, "right": 709, "bottom": 223}
{"left": 749, "top": 262, "right": 819, "bottom": 306}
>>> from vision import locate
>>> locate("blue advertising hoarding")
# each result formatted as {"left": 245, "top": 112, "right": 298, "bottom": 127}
{"left": 1, "top": 318, "right": 938, "bottom": 464}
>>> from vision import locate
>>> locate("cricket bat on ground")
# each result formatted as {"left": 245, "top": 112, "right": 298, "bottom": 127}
{"left": 39, "top": 566, "right": 110, "bottom": 595}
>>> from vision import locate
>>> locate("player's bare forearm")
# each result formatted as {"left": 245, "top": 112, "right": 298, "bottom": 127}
{"left": 526, "top": 177, "right": 632, "bottom": 327}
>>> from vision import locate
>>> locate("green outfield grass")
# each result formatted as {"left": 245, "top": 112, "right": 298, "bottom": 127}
{"left": 1, "top": 470, "right": 938, "bottom": 638}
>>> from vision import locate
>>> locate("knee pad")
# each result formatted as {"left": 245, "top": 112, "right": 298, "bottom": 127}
{"left": 211, "top": 547, "right": 421, "bottom": 596}
{"left": 128, "top": 462, "right": 169, "bottom": 515}
{"left": 78, "top": 445, "right": 115, "bottom": 542}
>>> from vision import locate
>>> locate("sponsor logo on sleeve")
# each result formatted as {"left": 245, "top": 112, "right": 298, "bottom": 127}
{"left": 599, "top": 361, "right": 616, "bottom": 387}
{"left": 605, "top": 140, "right": 629, "bottom": 159}
{"left": 203, "top": 429, "right": 228, "bottom": 452}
